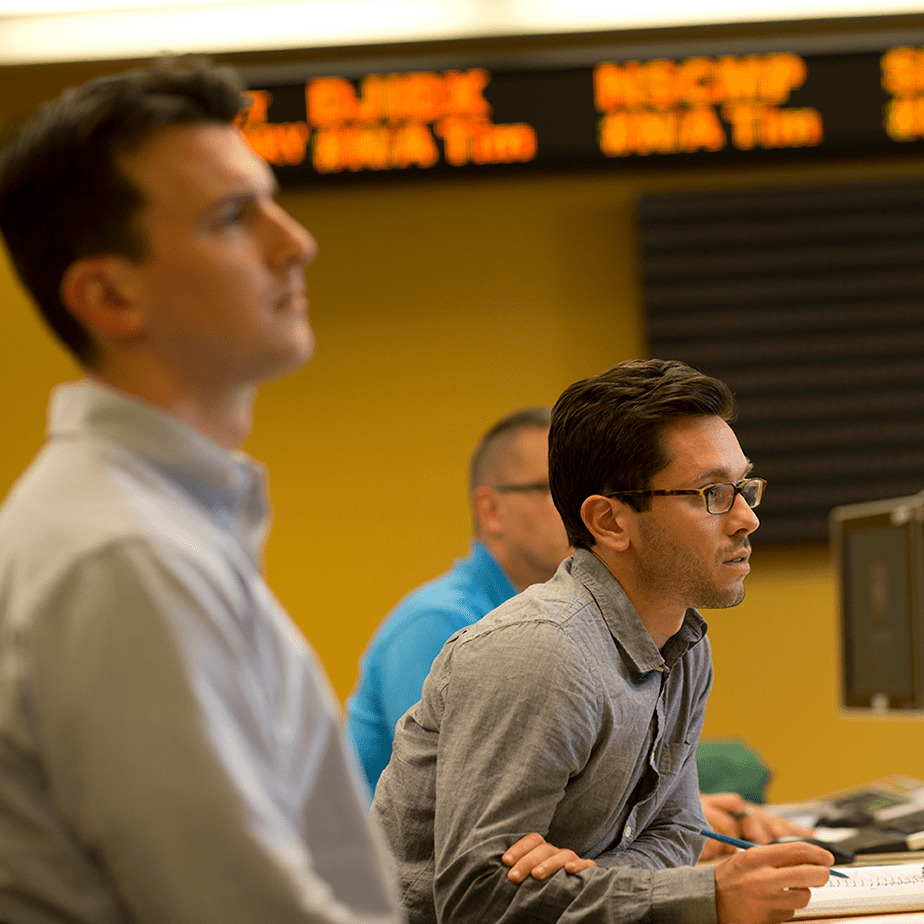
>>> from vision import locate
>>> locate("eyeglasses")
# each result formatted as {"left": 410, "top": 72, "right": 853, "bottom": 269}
{"left": 605, "top": 477, "right": 766, "bottom": 515}
{"left": 490, "top": 481, "right": 551, "bottom": 494}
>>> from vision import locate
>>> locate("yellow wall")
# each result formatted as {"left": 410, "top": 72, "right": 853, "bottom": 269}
{"left": 2, "top": 55, "right": 924, "bottom": 805}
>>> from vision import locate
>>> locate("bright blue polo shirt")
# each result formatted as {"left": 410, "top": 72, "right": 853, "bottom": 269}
{"left": 346, "top": 541, "right": 517, "bottom": 793}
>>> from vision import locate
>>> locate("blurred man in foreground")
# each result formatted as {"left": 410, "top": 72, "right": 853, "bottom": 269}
{"left": 0, "top": 58, "right": 401, "bottom": 923}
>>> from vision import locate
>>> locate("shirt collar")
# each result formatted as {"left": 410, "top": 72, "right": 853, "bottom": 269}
{"left": 469, "top": 540, "right": 518, "bottom": 605}
{"left": 568, "top": 547, "right": 708, "bottom": 677}
{"left": 47, "top": 381, "right": 271, "bottom": 562}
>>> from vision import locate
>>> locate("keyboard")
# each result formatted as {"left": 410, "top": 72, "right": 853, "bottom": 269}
{"left": 879, "top": 806, "right": 924, "bottom": 836}
{"left": 835, "top": 827, "right": 912, "bottom": 855}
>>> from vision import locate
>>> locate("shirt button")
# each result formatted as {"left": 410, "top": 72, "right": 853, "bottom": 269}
{"left": 624, "top": 824, "right": 632, "bottom": 839}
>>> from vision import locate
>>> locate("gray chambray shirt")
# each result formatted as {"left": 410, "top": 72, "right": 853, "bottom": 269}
{"left": 372, "top": 547, "right": 718, "bottom": 924}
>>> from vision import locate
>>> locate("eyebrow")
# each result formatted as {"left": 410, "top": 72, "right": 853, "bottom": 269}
{"left": 695, "top": 458, "right": 754, "bottom": 485}
{"left": 214, "top": 162, "right": 279, "bottom": 210}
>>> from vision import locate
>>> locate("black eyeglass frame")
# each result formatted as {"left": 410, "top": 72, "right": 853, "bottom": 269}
{"left": 605, "top": 477, "right": 766, "bottom": 515}
{"left": 489, "top": 481, "right": 551, "bottom": 493}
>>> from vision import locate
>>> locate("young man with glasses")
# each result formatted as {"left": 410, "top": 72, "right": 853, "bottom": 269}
{"left": 349, "top": 406, "right": 805, "bottom": 870}
{"left": 372, "top": 358, "right": 836, "bottom": 924}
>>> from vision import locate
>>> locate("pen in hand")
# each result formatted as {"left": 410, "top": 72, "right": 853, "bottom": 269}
{"left": 700, "top": 828, "right": 850, "bottom": 878}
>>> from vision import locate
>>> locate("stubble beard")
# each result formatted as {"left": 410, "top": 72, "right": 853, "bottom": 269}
{"left": 636, "top": 529, "right": 749, "bottom": 612}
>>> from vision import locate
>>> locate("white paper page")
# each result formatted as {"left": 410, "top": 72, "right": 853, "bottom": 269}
{"left": 814, "top": 915, "right": 924, "bottom": 924}
{"left": 794, "top": 864, "right": 924, "bottom": 918}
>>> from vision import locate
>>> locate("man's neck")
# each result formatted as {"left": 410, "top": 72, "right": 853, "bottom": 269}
{"left": 589, "top": 547, "right": 687, "bottom": 650}
{"left": 86, "top": 368, "right": 256, "bottom": 451}
{"left": 481, "top": 539, "right": 554, "bottom": 593}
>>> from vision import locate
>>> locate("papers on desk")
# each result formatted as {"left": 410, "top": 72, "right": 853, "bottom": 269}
{"left": 814, "top": 917, "right": 924, "bottom": 924}
{"left": 793, "top": 864, "right": 924, "bottom": 919}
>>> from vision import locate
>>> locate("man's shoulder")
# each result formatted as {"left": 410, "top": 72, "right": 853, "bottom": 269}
{"left": 447, "top": 572, "right": 603, "bottom": 661}
{"left": 475, "top": 560, "right": 591, "bottom": 625}
{"left": 373, "top": 567, "right": 488, "bottom": 645}
{"left": 0, "top": 438, "right": 225, "bottom": 598}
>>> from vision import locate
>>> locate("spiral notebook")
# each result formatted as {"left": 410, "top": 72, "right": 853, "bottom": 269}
{"left": 793, "top": 864, "right": 924, "bottom": 919}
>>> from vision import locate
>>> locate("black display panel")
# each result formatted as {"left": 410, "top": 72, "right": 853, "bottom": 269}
{"left": 832, "top": 494, "right": 924, "bottom": 711}
{"left": 238, "top": 42, "right": 924, "bottom": 182}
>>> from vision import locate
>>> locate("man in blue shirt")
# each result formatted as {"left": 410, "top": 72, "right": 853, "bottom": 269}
{"left": 347, "top": 408, "right": 570, "bottom": 791}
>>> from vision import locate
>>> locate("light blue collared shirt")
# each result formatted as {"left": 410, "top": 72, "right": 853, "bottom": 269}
{"left": 347, "top": 540, "right": 517, "bottom": 792}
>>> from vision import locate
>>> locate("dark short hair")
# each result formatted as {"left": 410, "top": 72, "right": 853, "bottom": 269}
{"left": 0, "top": 56, "right": 246, "bottom": 363}
{"left": 549, "top": 359, "right": 735, "bottom": 550}
{"left": 469, "top": 406, "right": 552, "bottom": 493}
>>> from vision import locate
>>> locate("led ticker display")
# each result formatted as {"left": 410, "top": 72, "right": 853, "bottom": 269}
{"left": 240, "top": 67, "right": 539, "bottom": 175}
{"left": 882, "top": 46, "right": 924, "bottom": 141}
{"left": 240, "top": 42, "right": 924, "bottom": 182}
{"left": 304, "top": 69, "right": 538, "bottom": 171}
{"left": 593, "top": 54, "right": 823, "bottom": 155}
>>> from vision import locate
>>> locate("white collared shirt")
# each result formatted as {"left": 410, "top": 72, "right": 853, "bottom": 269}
{"left": 0, "top": 381, "right": 402, "bottom": 924}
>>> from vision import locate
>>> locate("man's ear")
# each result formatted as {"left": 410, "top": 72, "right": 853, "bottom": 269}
{"left": 580, "top": 495, "right": 632, "bottom": 552}
{"left": 59, "top": 255, "right": 144, "bottom": 342}
{"left": 472, "top": 485, "right": 503, "bottom": 537}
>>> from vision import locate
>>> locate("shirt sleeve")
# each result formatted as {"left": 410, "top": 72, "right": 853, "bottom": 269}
{"left": 378, "top": 607, "right": 466, "bottom": 732}
{"left": 29, "top": 538, "right": 402, "bottom": 924}
{"left": 425, "top": 621, "right": 716, "bottom": 924}
{"left": 348, "top": 604, "right": 466, "bottom": 793}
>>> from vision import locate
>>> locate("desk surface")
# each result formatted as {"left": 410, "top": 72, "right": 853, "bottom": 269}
{"left": 840, "top": 851, "right": 924, "bottom": 865}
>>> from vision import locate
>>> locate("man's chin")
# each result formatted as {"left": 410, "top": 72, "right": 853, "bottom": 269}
{"left": 286, "top": 322, "right": 316, "bottom": 364}
{"left": 698, "top": 585, "right": 747, "bottom": 611}
{"left": 258, "top": 336, "right": 316, "bottom": 383}
{"left": 296, "top": 329, "right": 316, "bottom": 365}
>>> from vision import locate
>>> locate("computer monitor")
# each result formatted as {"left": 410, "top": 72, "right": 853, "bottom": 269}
{"left": 830, "top": 493, "right": 924, "bottom": 711}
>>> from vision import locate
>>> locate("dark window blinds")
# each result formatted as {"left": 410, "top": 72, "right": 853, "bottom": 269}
{"left": 638, "top": 178, "right": 924, "bottom": 542}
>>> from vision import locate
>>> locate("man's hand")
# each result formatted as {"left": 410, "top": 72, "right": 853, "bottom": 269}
{"left": 701, "top": 793, "right": 815, "bottom": 861}
{"left": 714, "top": 841, "right": 833, "bottom": 924}
{"left": 502, "top": 832, "right": 597, "bottom": 883}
